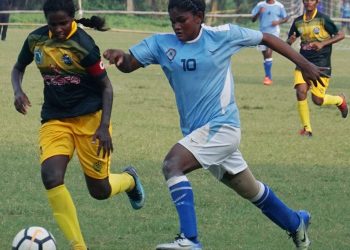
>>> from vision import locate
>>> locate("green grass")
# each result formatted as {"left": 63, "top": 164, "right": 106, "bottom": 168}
{"left": 1, "top": 28, "right": 350, "bottom": 250}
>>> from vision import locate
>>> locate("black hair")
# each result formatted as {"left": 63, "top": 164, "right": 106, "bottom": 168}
{"left": 168, "top": 0, "right": 206, "bottom": 15}
{"left": 43, "top": 0, "right": 109, "bottom": 31}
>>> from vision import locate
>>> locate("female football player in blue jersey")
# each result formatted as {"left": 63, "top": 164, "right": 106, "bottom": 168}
{"left": 104, "top": 0, "right": 325, "bottom": 249}
{"left": 11, "top": 0, "right": 145, "bottom": 249}
{"left": 251, "top": 0, "right": 289, "bottom": 85}
{"left": 287, "top": 0, "right": 347, "bottom": 137}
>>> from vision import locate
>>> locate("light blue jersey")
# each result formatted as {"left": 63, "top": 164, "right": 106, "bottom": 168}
{"left": 130, "top": 24, "right": 262, "bottom": 136}
{"left": 251, "top": 1, "right": 287, "bottom": 35}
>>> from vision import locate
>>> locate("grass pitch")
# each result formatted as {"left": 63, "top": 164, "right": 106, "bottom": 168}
{"left": 0, "top": 28, "right": 350, "bottom": 250}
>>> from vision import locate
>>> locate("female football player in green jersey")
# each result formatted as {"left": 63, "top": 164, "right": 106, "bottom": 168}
{"left": 11, "top": 0, "right": 145, "bottom": 249}
{"left": 104, "top": 0, "right": 326, "bottom": 249}
{"left": 287, "top": 0, "right": 348, "bottom": 137}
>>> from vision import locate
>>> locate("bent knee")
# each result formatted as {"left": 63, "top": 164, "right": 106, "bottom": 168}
{"left": 87, "top": 182, "right": 111, "bottom": 200}
{"left": 312, "top": 98, "right": 323, "bottom": 106}
{"left": 162, "top": 159, "right": 182, "bottom": 179}
{"left": 88, "top": 189, "right": 110, "bottom": 200}
{"left": 162, "top": 160, "right": 172, "bottom": 178}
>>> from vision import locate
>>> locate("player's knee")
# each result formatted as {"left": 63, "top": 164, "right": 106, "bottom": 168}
{"left": 41, "top": 167, "right": 64, "bottom": 190}
{"left": 296, "top": 90, "right": 307, "bottom": 100}
{"left": 89, "top": 192, "right": 110, "bottom": 200}
{"left": 313, "top": 100, "right": 323, "bottom": 106}
{"left": 312, "top": 96, "right": 323, "bottom": 106}
{"left": 87, "top": 182, "right": 111, "bottom": 200}
{"left": 162, "top": 159, "right": 181, "bottom": 179}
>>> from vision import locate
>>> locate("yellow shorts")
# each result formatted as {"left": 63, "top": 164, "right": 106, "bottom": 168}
{"left": 39, "top": 111, "right": 112, "bottom": 179}
{"left": 294, "top": 70, "right": 330, "bottom": 98}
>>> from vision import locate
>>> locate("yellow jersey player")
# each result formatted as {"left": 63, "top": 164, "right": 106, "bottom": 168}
{"left": 287, "top": 0, "right": 348, "bottom": 137}
{"left": 11, "top": 0, "right": 145, "bottom": 249}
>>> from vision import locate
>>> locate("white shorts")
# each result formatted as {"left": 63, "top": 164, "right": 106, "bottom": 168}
{"left": 257, "top": 32, "right": 280, "bottom": 51}
{"left": 179, "top": 124, "right": 247, "bottom": 180}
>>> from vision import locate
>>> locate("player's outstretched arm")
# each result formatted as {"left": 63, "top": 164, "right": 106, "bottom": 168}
{"left": 11, "top": 62, "right": 31, "bottom": 115}
{"left": 261, "top": 33, "right": 326, "bottom": 87}
{"left": 103, "top": 49, "right": 142, "bottom": 73}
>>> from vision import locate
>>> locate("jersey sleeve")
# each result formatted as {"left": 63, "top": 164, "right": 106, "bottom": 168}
{"left": 17, "top": 38, "right": 34, "bottom": 67}
{"left": 323, "top": 15, "right": 339, "bottom": 36}
{"left": 80, "top": 45, "right": 107, "bottom": 79}
{"left": 129, "top": 35, "right": 159, "bottom": 67}
{"left": 251, "top": 3, "right": 261, "bottom": 16}
{"left": 280, "top": 6, "right": 288, "bottom": 19}
{"left": 288, "top": 19, "right": 300, "bottom": 38}
{"left": 229, "top": 24, "right": 263, "bottom": 47}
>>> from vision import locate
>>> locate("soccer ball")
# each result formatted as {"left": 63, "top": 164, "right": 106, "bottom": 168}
{"left": 12, "top": 226, "right": 57, "bottom": 250}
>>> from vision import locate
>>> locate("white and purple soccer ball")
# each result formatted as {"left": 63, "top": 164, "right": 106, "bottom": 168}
{"left": 12, "top": 226, "right": 57, "bottom": 250}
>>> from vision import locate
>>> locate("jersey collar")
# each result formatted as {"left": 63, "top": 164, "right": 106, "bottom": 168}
{"left": 185, "top": 26, "right": 203, "bottom": 44}
{"left": 49, "top": 21, "right": 78, "bottom": 40}
{"left": 303, "top": 9, "right": 318, "bottom": 22}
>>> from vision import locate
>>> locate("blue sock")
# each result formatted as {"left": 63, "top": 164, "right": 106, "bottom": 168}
{"left": 251, "top": 182, "right": 300, "bottom": 233}
{"left": 167, "top": 176, "right": 198, "bottom": 243}
{"left": 264, "top": 59, "right": 273, "bottom": 79}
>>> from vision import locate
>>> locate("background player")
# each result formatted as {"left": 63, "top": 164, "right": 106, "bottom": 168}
{"left": 287, "top": 0, "right": 348, "bottom": 137}
{"left": 252, "top": 0, "right": 289, "bottom": 85}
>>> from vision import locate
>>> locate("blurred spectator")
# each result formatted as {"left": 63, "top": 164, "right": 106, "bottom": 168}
{"left": 0, "top": 0, "right": 11, "bottom": 41}
{"left": 317, "top": 1, "right": 324, "bottom": 12}
{"left": 341, "top": 0, "right": 350, "bottom": 32}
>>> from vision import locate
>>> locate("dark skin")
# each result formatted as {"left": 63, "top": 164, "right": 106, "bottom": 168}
{"left": 287, "top": 0, "right": 345, "bottom": 105}
{"left": 104, "top": 7, "right": 326, "bottom": 199}
{"left": 11, "top": 10, "right": 114, "bottom": 200}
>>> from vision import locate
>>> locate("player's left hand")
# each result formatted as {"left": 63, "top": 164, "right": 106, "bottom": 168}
{"left": 92, "top": 125, "right": 113, "bottom": 158}
{"left": 309, "top": 41, "right": 324, "bottom": 51}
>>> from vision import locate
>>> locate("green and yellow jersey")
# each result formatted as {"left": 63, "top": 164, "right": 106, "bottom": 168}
{"left": 288, "top": 9, "right": 339, "bottom": 76}
{"left": 16, "top": 21, "right": 107, "bottom": 122}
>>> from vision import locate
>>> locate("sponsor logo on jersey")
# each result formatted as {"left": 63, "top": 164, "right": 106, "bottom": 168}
{"left": 43, "top": 74, "right": 81, "bottom": 86}
{"left": 34, "top": 49, "right": 43, "bottom": 64}
{"left": 166, "top": 48, "right": 176, "bottom": 61}
{"left": 62, "top": 54, "right": 73, "bottom": 65}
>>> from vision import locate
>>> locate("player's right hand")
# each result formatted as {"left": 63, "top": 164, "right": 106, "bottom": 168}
{"left": 103, "top": 49, "right": 125, "bottom": 66}
{"left": 287, "top": 32, "right": 297, "bottom": 45}
{"left": 14, "top": 92, "right": 31, "bottom": 115}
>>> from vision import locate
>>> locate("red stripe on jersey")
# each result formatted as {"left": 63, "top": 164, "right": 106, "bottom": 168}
{"left": 86, "top": 60, "right": 106, "bottom": 77}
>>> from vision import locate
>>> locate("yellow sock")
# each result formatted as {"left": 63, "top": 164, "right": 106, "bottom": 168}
{"left": 322, "top": 94, "right": 342, "bottom": 106}
{"left": 47, "top": 185, "right": 87, "bottom": 250}
{"left": 298, "top": 100, "right": 312, "bottom": 132}
{"left": 109, "top": 173, "right": 135, "bottom": 196}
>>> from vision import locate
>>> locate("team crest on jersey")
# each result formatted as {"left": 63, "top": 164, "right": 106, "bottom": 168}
{"left": 62, "top": 54, "right": 73, "bottom": 65}
{"left": 166, "top": 48, "right": 176, "bottom": 61}
{"left": 313, "top": 27, "right": 320, "bottom": 34}
{"left": 92, "top": 161, "right": 102, "bottom": 172}
{"left": 34, "top": 49, "right": 43, "bottom": 64}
